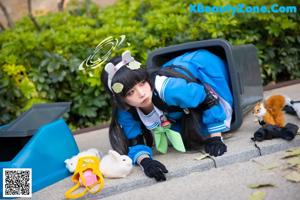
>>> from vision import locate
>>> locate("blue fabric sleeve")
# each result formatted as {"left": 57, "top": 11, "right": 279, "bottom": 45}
{"left": 117, "top": 109, "right": 153, "bottom": 165}
{"left": 128, "top": 145, "right": 153, "bottom": 165}
{"left": 161, "top": 77, "right": 207, "bottom": 108}
{"left": 202, "top": 104, "right": 227, "bottom": 134}
{"left": 117, "top": 109, "right": 142, "bottom": 139}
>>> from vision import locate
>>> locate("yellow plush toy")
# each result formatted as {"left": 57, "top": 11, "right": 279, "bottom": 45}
{"left": 65, "top": 156, "right": 104, "bottom": 199}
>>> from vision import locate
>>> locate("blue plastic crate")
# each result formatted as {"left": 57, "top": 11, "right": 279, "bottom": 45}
{"left": 0, "top": 103, "right": 79, "bottom": 198}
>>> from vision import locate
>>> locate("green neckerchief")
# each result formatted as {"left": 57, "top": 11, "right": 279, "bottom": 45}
{"left": 153, "top": 124, "right": 186, "bottom": 154}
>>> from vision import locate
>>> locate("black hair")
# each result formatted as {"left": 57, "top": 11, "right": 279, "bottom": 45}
{"left": 100, "top": 56, "right": 152, "bottom": 155}
{"left": 101, "top": 58, "right": 205, "bottom": 154}
{"left": 101, "top": 56, "right": 151, "bottom": 110}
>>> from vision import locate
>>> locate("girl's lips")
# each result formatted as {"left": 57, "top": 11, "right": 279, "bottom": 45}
{"left": 141, "top": 97, "right": 149, "bottom": 104}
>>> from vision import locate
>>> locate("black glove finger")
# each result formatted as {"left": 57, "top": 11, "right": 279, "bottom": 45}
{"left": 205, "top": 145, "right": 214, "bottom": 156}
{"left": 152, "top": 168, "right": 166, "bottom": 181}
{"left": 153, "top": 173, "right": 164, "bottom": 182}
{"left": 216, "top": 145, "right": 225, "bottom": 156}
{"left": 214, "top": 145, "right": 221, "bottom": 156}
{"left": 220, "top": 143, "right": 228, "bottom": 155}
{"left": 145, "top": 167, "right": 156, "bottom": 178}
{"left": 211, "top": 144, "right": 218, "bottom": 157}
{"left": 162, "top": 167, "right": 168, "bottom": 174}
{"left": 147, "top": 166, "right": 165, "bottom": 181}
{"left": 153, "top": 172, "right": 161, "bottom": 181}
{"left": 154, "top": 162, "right": 168, "bottom": 173}
{"left": 156, "top": 168, "right": 167, "bottom": 181}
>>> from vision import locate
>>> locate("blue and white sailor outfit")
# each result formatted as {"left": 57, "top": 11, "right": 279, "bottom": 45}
{"left": 117, "top": 49, "right": 233, "bottom": 164}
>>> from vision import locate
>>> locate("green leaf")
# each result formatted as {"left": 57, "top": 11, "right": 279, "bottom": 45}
{"left": 261, "top": 162, "right": 279, "bottom": 170}
{"left": 194, "top": 153, "right": 211, "bottom": 161}
{"left": 282, "top": 148, "right": 300, "bottom": 159}
{"left": 287, "top": 158, "right": 300, "bottom": 167}
{"left": 249, "top": 191, "right": 265, "bottom": 200}
{"left": 284, "top": 171, "right": 300, "bottom": 183}
{"left": 38, "top": 77, "right": 45, "bottom": 83}
{"left": 19, "top": 78, "right": 38, "bottom": 99}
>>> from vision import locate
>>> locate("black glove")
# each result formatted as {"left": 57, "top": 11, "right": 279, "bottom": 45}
{"left": 280, "top": 123, "right": 299, "bottom": 141}
{"left": 253, "top": 125, "right": 281, "bottom": 141}
{"left": 283, "top": 105, "right": 297, "bottom": 116}
{"left": 204, "top": 136, "right": 227, "bottom": 157}
{"left": 253, "top": 123, "right": 298, "bottom": 141}
{"left": 140, "top": 158, "right": 168, "bottom": 182}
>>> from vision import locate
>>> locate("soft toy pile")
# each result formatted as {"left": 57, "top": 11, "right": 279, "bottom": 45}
{"left": 64, "top": 148, "right": 133, "bottom": 199}
{"left": 252, "top": 94, "right": 299, "bottom": 141}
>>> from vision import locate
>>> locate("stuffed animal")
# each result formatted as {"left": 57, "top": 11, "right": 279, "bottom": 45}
{"left": 284, "top": 100, "right": 300, "bottom": 119}
{"left": 65, "top": 149, "right": 133, "bottom": 179}
{"left": 252, "top": 94, "right": 289, "bottom": 127}
{"left": 99, "top": 150, "right": 133, "bottom": 178}
{"left": 291, "top": 101, "right": 300, "bottom": 119}
{"left": 64, "top": 148, "right": 100, "bottom": 173}
{"left": 65, "top": 155, "right": 104, "bottom": 199}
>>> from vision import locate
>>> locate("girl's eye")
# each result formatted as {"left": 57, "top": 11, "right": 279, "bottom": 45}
{"left": 126, "top": 90, "right": 134, "bottom": 96}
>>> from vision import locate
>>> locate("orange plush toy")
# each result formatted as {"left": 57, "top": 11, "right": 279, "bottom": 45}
{"left": 252, "top": 95, "right": 289, "bottom": 127}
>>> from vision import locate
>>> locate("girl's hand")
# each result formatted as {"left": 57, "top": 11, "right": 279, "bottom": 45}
{"left": 204, "top": 136, "right": 227, "bottom": 156}
{"left": 139, "top": 158, "right": 168, "bottom": 181}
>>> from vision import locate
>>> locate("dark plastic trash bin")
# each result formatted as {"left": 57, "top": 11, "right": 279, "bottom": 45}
{"left": 146, "top": 39, "right": 263, "bottom": 131}
{"left": 0, "top": 102, "right": 79, "bottom": 197}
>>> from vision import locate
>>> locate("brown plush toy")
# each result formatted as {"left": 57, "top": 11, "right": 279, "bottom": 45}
{"left": 252, "top": 95, "right": 289, "bottom": 127}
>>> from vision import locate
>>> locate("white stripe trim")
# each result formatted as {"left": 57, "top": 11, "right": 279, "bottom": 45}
{"left": 208, "top": 128, "right": 226, "bottom": 133}
{"left": 155, "top": 75, "right": 168, "bottom": 101}
{"left": 146, "top": 122, "right": 160, "bottom": 130}
{"left": 208, "top": 125, "right": 226, "bottom": 131}
{"left": 208, "top": 124, "right": 226, "bottom": 129}
{"left": 161, "top": 78, "right": 170, "bottom": 101}
{"left": 208, "top": 125, "right": 226, "bottom": 130}
{"left": 133, "top": 151, "right": 151, "bottom": 164}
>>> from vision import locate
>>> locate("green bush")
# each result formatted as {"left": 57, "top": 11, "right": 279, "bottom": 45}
{"left": 0, "top": 0, "right": 299, "bottom": 129}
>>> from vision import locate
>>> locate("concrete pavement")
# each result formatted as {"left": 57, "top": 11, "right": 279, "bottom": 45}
{"left": 32, "top": 84, "right": 300, "bottom": 200}
{"left": 101, "top": 148, "right": 300, "bottom": 200}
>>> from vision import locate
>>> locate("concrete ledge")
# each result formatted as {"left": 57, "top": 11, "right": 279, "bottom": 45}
{"left": 34, "top": 84, "right": 300, "bottom": 200}
{"left": 92, "top": 138, "right": 300, "bottom": 199}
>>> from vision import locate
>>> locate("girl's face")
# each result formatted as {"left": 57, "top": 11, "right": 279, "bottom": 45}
{"left": 124, "top": 81, "right": 153, "bottom": 109}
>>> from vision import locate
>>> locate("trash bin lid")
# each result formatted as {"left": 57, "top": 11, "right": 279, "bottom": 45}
{"left": 0, "top": 102, "right": 71, "bottom": 137}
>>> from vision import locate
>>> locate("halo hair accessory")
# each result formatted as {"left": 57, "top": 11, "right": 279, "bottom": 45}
{"left": 112, "top": 82, "right": 124, "bottom": 94}
{"left": 104, "top": 50, "right": 141, "bottom": 92}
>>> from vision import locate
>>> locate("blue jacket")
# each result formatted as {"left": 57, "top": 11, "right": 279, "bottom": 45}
{"left": 117, "top": 49, "right": 233, "bottom": 164}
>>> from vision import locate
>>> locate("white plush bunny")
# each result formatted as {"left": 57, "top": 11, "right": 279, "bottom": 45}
{"left": 99, "top": 150, "right": 133, "bottom": 178}
{"left": 64, "top": 148, "right": 100, "bottom": 173}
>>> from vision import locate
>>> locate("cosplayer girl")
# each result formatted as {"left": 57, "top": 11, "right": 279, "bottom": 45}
{"left": 101, "top": 50, "right": 233, "bottom": 181}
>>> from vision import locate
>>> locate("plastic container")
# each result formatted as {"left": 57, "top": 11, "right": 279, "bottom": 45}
{"left": 146, "top": 39, "right": 263, "bottom": 131}
{"left": 0, "top": 102, "right": 79, "bottom": 197}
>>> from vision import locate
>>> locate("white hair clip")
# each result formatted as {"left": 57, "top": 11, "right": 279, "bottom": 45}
{"left": 105, "top": 50, "right": 141, "bottom": 92}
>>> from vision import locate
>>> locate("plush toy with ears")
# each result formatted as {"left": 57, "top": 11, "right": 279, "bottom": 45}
{"left": 65, "top": 149, "right": 133, "bottom": 179}
{"left": 64, "top": 148, "right": 100, "bottom": 173}
{"left": 252, "top": 95, "right": 299, "bottom": 142}
{"left": 252, "top": 94, "right": 290, "bottom": 127}
{"left": 100, "top": 150, "right": 133, "bottom": 178}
